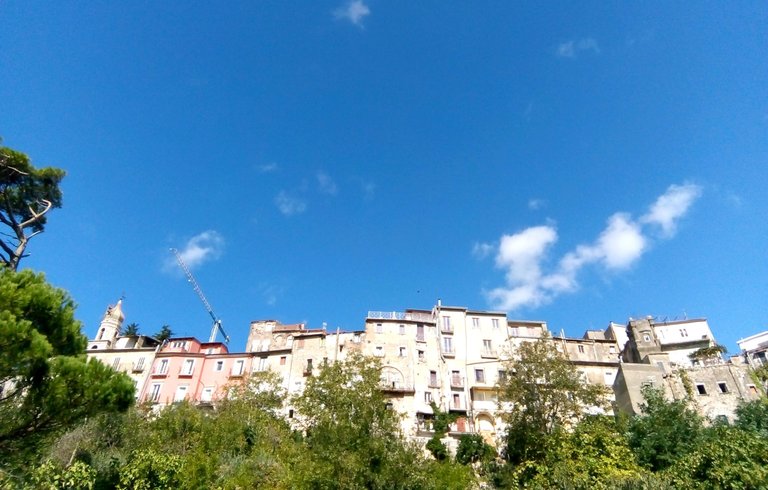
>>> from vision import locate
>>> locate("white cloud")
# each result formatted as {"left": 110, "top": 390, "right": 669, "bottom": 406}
{"left": 483, "top": 183, "right": 701, "bottom": 312}
{"left": 641, "top": 183, "right": 702, "bottom": 237}
{"left": 334, "top": 0, "right": 370, "bottom": 27}
{"left": 166, "top": 231, "right": 224, "bottom": 272}
{"left": 557, "top": 37, "right": 600, "bottom": 58}
{"left": 472, "top": 242, "right": 494, "bottom": 259}
{"left": 275, "top": 191, "right": 307, "bottom": 216}
{"left": 316, "top": 172, "right": 338, "bottom": 195}
{"left": 495, "top": 226, "right": 558, "bottom": 284}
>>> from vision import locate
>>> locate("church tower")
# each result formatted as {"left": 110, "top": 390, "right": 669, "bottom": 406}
{"left": 88, "top": 300, "right": 125, "bottom": 350}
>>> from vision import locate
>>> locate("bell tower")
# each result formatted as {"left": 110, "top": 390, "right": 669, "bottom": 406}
{"left": 90, "top": 300, "right": 125, "bottom": 349}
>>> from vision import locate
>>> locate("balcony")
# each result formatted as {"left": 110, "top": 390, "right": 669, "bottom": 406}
{"left": 450, "top": 376, "right": 464, "bottom": 389}
{"left": 380, "top": 383, "right": 415, "bottom": 395}
{"left": 441, "top": 347, "right": 455, "bottom": 357}
{"left": 416, "top": 334, "right": 426, "bottom": 343}
{"left": 132, "top": 364, "right": 145, "bottom": 373}
{"left": 440, "top": 324, "right": 454, "bottom": 334}
{"left": 428, "top": 379, "right": 441, "bottom": 389}
{"left": 481, "top": 349, "right": 498, "bottom": 359}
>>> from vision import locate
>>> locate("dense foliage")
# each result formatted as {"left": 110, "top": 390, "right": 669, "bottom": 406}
{"left": 0, "top": 269, "right": 134, "bottom": 478}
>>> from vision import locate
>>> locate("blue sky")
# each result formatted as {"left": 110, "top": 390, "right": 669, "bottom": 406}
{"left": 1, "top": 1, "right": 766, "bottom": 353}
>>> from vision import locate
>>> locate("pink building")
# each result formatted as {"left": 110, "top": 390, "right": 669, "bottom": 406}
{"left": 139, "top": 337, "right": 257, "bottom": 406}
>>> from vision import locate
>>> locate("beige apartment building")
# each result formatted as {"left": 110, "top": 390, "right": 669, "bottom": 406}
{"left": 244, "top": 303, "right": 621, "bottom": 447}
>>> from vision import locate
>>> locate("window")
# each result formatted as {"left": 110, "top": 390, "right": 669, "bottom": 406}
{"left": 483, "top": 339, "right": 493, "bottom": 352}
{"left": 717, "top": 382, "right": 729, "bottom": 393}
{"left": 424, "top": 392, "right": 433, "bottom": 403}
{"left": 399, "top": 324, "right": 405, "bottom": 335}
{"left": 416, "top": 324, "right": 425, "bottom": 341}
{"left": 429, "top": 371, "right": 438, "bottom": 386}
{"left": 181, "top": 359, "right": 194, "bottom": 375}
{"left": 442, "top": 316, "right": 452, "bottom": 332}
{"left": 158, "top": 359, "right": 169, "bottom": 375}
{"left": 680, "top": 329, "right": 688, "bottom": 337}
{"left": 509, "top": 327, "right": 519, "bottom": 336}
{"left": 201, "top": 387, "right": 214, "bottom": 402}
{"left": 306, "top": 359, "right": 313, "bottom": 372}
{"left": 696, "top": 383, "right": 707, "bottom": 395}
{"left": 472, "top": 317, "right": 480, "bottom": 328}
{"left": 353, "top": 333, "right": 361, "bottom": 343}
{"left": 498, "top": 370, "right": 508, "bottom": 382}
{"left": 134, "top": 357, "right": 145, "bottom": 371}
{"left": 174, "top": 385, "right": 188, "bottom": 402}
{"left": 288, "top": 409, "right": 294, "bottom": 418}
{"left": 149, "top": 384, "right": 162, "bottom": 402}
{"left": 452, "top": 394, "right": 461, "bottom": 409}
{"left": 609, "top": 345, "right": 616, "bottom": 354}
{"left": 232, "top": 359, "right": 245, "bottom": 376}
{"left": 172, "top": 341, "right": 187, "bottom": 349}
{"left": 112, "top": 357, "right": 121, "bottom": 370}
{"left": 442, "top": 336, "right": 453, "bottom": 354}
{"left": 374, "top": 346, "right": 384, "bottom": 357}
{"left": 492, "top": 318, "right": 499, "bottom": 329}
{"left": 297, "top": 338, "right": 305, "bottom": 349}
{"left": 748, "top": 385, "right": 758, "bottom": 395}
{"left": 257, "top": 357, "right": 268, "bottom": 371}
{"left": 376, "top": 323, "right": 383, "bottom": 334}
{"left": 643, "top": 334, "right": 651, "bottom": 342}
{"left": 215, "top": 360, "right": 224, "bottom": 372}
{"left": 97, "top": 328, "right": 104, "bottom": 340}
{"left": 280, "top": 356, "right": 287, "bottom": 365}
{"left": 451, "top": 370, "right": 462, "bottom": 386}
{"left": 475, "top": 369, "right": 485, "bottom": 383}
{"left": 399, "top": 347, "right": 406, "bottom": 357}
{"left": 418, "top": 350, "right": 425, "bottom": 360}
{"left": 578, "top": 345, "right": 585, "bottom": 353}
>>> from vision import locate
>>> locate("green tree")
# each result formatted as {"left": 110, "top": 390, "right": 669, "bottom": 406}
{"left": 665, "top": 425, "right": 768, "bottom": 489}
{"left": 153, "top": 324, "right": 173, "bottom": 341}
{"left": 425, "top": 401, "right": 458, "bottom": 461}
{"left": 290, "top": 353, "right": 450, "bottom": 489}
{"left": 497, "top": 336, "right": 609, "bottom": 465}
{"left": 626, "top": 385, "right": 704, "bottom": 472}
{"left": 0, "top": 269, "right": 135, "bottom": 475}
{"left": 121, "top": 323, "right": 139, "bottom": 336}
{"left": 455, "top": 433, "right": 496, "bottom": 465}
{"left": 734, "top": 397, "right": 768, "bottom": 438}
{"left": 0, "top": 144, "right": 65, "bottom": 271}
{"left": 512, "top": 416, "right": 645, "bottom": 490}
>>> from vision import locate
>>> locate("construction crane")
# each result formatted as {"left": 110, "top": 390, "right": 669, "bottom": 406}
{"left": 170, "top": 248, "right": 230, "bottom": 344}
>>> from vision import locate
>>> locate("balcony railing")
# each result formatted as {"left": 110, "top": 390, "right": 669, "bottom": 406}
{"left": 481, "top": 349, "right": 498, "bottom": 359}
{"left": 441, "top": 347, "right": 455, "bottom": 357}
{"left": 428, "top": 379, "right": 440, "bottom": 388}
{"left": 450, "top": 376, "right": 464, "bottom": 388}
{"left": 367, "top": 311, "right": 434, "bottom": 322}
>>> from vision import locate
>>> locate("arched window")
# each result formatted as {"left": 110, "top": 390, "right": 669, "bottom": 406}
{"left": 97, "top": 328, "right": 105, "bottom": 340}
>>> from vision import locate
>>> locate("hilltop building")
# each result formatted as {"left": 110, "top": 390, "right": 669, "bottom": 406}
{"left": 613, "top": 317, "right": 759, "bottom": 420}
{"left": 86, "top": 300, "right": 765, "bottom": 444}
{"left": 86, "top": 300, "right": 161, "bottom": 394}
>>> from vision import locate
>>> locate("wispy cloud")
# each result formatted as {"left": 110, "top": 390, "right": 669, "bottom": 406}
{"left": 275, "top": 191, "right": 307, "bottom": 216}
{"left": 166, "top": 231, "right": 225, "bottom": 272}
{"left": 259, "top": 283, "right": 286, "bottom": 306}
{"left": 472, "top": 242, "right": 495, "bottom": 260}
{"left": 557, "top": 37, "right": 600, "bottom": 58}
{"left": 334, "top": 0, "right": 370, "bottom": 27}
{"left": 528, "top": 198, "right": 546, "bottom": 210}
{"left": 256, "top": 162, "right": 278, "bottom": 173}
{"left": 482, "top": 183, "right": 702, "bottom": 311}
{"left": 316, "top": 171, "right": 338, "bottom": 195}
{"left": 362, "top": 181, "right": 376, "bottom": 201}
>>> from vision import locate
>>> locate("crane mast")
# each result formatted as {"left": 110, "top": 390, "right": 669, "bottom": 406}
{"left": 170, "top": 248, "right": 230, "bottom": 344}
